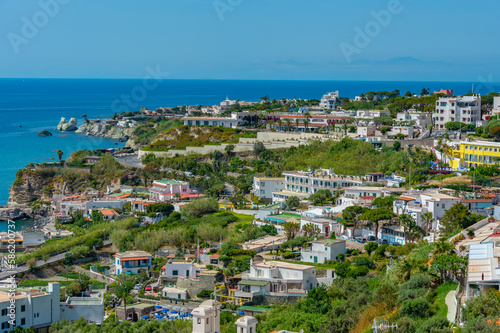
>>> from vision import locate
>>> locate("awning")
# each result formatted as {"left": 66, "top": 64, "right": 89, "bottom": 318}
{"left": 238, "top": 280, "right": 269, "bottom": 287}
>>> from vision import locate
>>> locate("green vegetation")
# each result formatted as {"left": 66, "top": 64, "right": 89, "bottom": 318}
{"left": 143, "top": 125, "right": 257, "bottom": 151}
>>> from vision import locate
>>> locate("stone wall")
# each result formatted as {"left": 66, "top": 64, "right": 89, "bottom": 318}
{"left": 175, "top": 275, "right": 216, "bottom": 299}
{"left": 250, "top": 294, "right": 305, "bottom": 306}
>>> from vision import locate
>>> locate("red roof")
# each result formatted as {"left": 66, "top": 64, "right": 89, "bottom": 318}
{"left": 210, "top": 254, "right": 221, "bottom": 258}
{"left": 167, "top": 254, "right": 176, "bottom": 259}
{"left": 397, "top": 196, "right": 416, "bottom": 201}
{"left": 360, "top": 196, "right": 375, "bottom": 200}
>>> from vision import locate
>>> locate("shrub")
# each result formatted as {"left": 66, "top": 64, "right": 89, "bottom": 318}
{"left": 181, "top": 198, "right": 219, "bottom": 219}
{"left": 400, "top": 298, "right": 430, "bottom": 318}
{"left": 351, "top": 256, "right": 376, "bottom": 269}
{"left": 415, "top": 317, "right": 449, "bottom": 333}
{"left": 196, "top": 289, "right": 213, "bottom": 299}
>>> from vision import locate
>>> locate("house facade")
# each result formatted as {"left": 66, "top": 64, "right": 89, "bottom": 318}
{"left": 149, "top": 179, "right": 204, "bottom": 202}
{"left": 160, "top": 259, "right": 202, "bottom": 279}
{"left": 252, "top": 177, "right": 285, "bottom": 201}
{"left": 113, "top": 251, "right": 152, "bottom": 275}
{"left": 434, "top": 95, "right": 481, "bottom": 129}
{"left": 449, "top": 141, "right": 500, "bottom": 170}
{"left": 234, "top": 260, "right": 317, "bottom": 302}
{"left": 300, "top": 239, "right": 346, "bottom": 264}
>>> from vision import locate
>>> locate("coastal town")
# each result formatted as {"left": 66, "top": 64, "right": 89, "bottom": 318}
{"left": 2, "top": 86, "right": 500, "bottom": 332}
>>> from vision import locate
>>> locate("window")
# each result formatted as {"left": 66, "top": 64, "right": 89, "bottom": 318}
{"left": 197, "top": 318, "right": 201, "bottom": 324}
{"left": 173, "top": 270, "right": 178, "bottom": 276}
{"left": 1, "top": 322, "right": 8, "bottom": 329}
{"left": 21, "top": 318, "right": 25, "bottom": 325}
{"left": 21, "top": 305, "right": 25, "bottom": 312}
{"left": 206, "top": 318, "right": 209, "bottom": 324}
{"left": 1, "top": 309, "right": 6, "bottom": 316}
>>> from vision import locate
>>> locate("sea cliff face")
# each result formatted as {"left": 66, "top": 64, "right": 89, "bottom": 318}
{"left": 76, "top": 120, "right": 137, "bottom": 146}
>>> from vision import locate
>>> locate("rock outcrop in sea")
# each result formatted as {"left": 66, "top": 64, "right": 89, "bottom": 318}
{"left": 38, "top": 130, "right": 53, "bottom": 136}
{"left": 56, "top": 117, "right": 78, "bottom": 131}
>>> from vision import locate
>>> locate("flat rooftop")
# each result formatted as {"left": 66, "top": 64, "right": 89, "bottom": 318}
{"left": 252, "top": 260, "right": 314, "bottom": 271}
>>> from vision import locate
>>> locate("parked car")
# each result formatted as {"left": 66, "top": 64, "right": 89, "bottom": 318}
{"left": 134, "top": 284, "right": 142, "bottom": 291}
{"left": 145, "top": 285, "right": 152, "bottom": 292}
{"left": 367, "top": 235, "right": 376, "bottom": 242}
{"left": 356, "top": 237, "right": 367, "bottom": 244}
{"left": 349, "top": 237, "right": 356, "bottom": 242}
{"left": 376, "top": 239, "right": 388, "bottom": 245}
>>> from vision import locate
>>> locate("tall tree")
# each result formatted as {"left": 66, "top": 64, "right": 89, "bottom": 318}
{"left": 56, "top": 150, "right": 64, "bottom": 162}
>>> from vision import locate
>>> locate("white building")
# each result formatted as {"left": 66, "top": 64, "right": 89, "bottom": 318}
{"left": 355, "top": 110, "right": 390, "bottom": 119}
{"left": 300, "top": 217, "right": 342, "bottom": 238}
{"left": 342, "top": 186, "right": 386, "bottom": 200}
{"left": 389, "top": 125, "right": 414, "bottom": 139}
{"left": 300, "top": 239, "right": 346, "bottom": 264}
{"left": 492, "top": 96, "right": 500, "bottom": 115}
{"left": 162, "top": 287, "right": 187, "bottom": 300}
{"left": 380, "top": 225, "right": 405, "bottom": 245}
{"left": 392, "top": 192, "right": 461, "bottom": 230}
{"left": 192, "top": 300, "right": 221, "bottom": 333}
{"left": 60, "top": 297, "right": 104, "bottom": 325}
{"left": 113, "top": 251, "right": 152, "bottom": 275}
{"left": 252, "top": 177, "right": 285, "bottom": 201}
{"left": 234, "top": 260, "right": 317, "bottom": 302}
{"left": 0, "top": 282, "right": 103, "bottom": 332}
{"left": 319, "top": 91, "right": 339, "bottom": 109}
{"left": 357, "top": 126, "right": 376, "bottom": 137}
{"left": 434, "top": 95, "right": 481, "bottom": 129}
{"left": 272, "top": 169, "right": 365, "bottom": 204}
{"left": 396, "top": 111, "right": 433, "bottom": 128}
{"left": 160, "top": 259, "right": 202, "bottom": 279}
{"left": 182, "top": 116, "right": 239, "bottom": 128}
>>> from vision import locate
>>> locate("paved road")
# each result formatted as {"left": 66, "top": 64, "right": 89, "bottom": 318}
{"left": 115, "top": 154, "right": 144, "bottom": 169}
{"left": 445, "top": 289, "right": 457, "bottom": 323}
{"left": 0, "top": 240, "right": 112, "bottom": 280}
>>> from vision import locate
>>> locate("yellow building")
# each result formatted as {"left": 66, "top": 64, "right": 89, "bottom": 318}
{"left": 449, "top": 141, "right": 500, "bottom": 169}
{"left": 218, "top": 198, "right": 235, "bottom": 211}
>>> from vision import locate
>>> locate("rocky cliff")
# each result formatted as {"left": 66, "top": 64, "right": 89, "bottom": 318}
{"left": 76, "top": 119, "right": 136, "bottom": 145}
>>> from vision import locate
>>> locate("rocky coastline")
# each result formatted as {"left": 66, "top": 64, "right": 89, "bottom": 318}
{"left": 75, "top": 118, "right": 139, "bottom": 148}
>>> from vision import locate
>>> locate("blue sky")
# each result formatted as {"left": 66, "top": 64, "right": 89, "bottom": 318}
{"left": 0, "top": 0, "right": 499, "bottom": 81}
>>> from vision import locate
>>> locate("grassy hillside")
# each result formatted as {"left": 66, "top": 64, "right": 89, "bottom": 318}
{"left": 143, "top": 125, "right": 257, "bottom": 151}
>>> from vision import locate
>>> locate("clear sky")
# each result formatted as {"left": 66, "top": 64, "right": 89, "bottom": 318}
{"left": 1, "top": 0, "right": 499, "bottom": 81}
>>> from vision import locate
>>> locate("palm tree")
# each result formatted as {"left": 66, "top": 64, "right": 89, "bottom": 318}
{"left": 277, "top": 119, "right": 283, "bottom": 132}
{"left": 398, "top": 214, "right": 414, "bottom": 244}
{"left": 56, "top": 150, "right": 64, "bottom": 162}
{"left": 174, "top": 193, "right": 181, "bottom": 202}
{"left": 422, "top": 212, "right": 433, "bottom": 235}
{"left": 284, "top": 119, "right": 292, "bottom": 132}
{"left": 432, "top": 238, "right": 455, "bottom": 256}
{"left": 329, "top": 122, "right": 336, "bottom": 135}
{"left": 341, "top": 123, "right": 349, "bottom": 136}
{"left": 295, "top": 119, "right": 300, "bottom": 132}
{"left": 114, "top": 275, "right": 134, "bottom": 320}
{"left": 303, "top": 120, "right": 310, "bottom": 132}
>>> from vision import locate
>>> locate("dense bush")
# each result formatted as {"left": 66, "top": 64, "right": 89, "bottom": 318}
{"left": 400, "top": 298, "right": 430, "bottom": 318}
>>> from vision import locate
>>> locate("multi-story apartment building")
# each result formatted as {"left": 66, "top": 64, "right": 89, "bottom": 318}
{"left": 234, "top": 260, "right": 317, "bottom": 303}
{"left": 449, "top": 141, "right": 500, "bottom": 169}
{"left": 252, "top": 177, "right": 285, "bottom": 201}
{"left": 396, "top": 110, "right": 433, "bottom": 128}
{"left": 434, "top": 95, "right": 481, "bottom": 129}
{"left": 149, "top": 179, "right": 204, "bottom": 202}
{"left": 319, "top": 91, "right": 339, "bottom": 109}
{"left": 272, "top": 169, "right": 364, "bottom": 203}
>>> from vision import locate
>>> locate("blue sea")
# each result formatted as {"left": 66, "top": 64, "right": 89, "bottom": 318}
{"left": 2, "top": 78, "right": 500, "bottom": 206}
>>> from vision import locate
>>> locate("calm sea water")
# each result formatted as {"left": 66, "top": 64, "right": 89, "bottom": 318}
{"left": 1, "top": 78, "right": 500, "bottom": 206}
